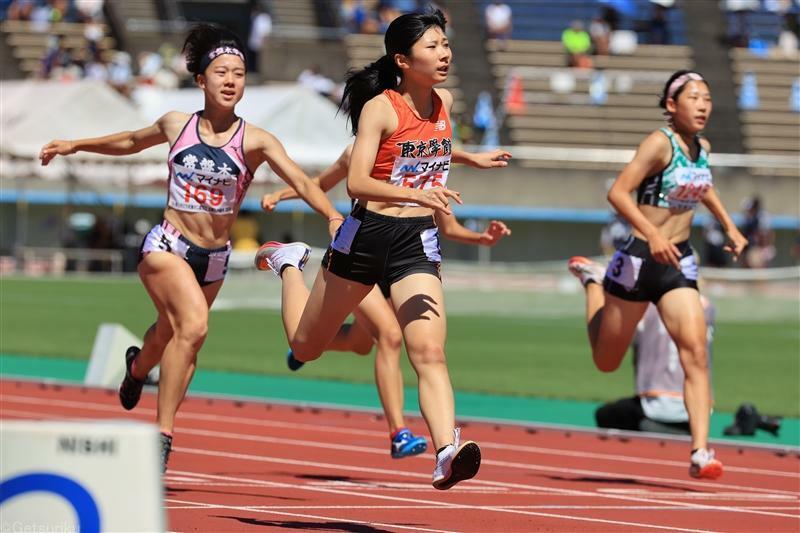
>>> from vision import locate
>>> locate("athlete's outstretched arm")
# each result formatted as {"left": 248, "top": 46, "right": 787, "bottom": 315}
{"left": 348, "top": 97, "right": 461, "bottom": 214}
{"left": 451, "top": 148, "right": 511, "bottom": 169}
{"left": 251, "top": 128, "right": 343, "bottom": 231}
{"left": 607, "top": 131, "right": 681, "bottom": 268}
{"left": 39, "top": 111, "right": 182, "bottom": 165}
{"left": 435, "top": 88, "right": 512, "bottom": 169}
{"left": 434, "top": 211, "right": 511, "bottom": 246}
{"left": 261, "top": 144, "right": 353, "bottom": 211}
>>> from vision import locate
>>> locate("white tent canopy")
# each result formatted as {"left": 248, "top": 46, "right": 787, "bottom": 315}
{"left": 1, "top": 80, "right": 352, "bottom": 185}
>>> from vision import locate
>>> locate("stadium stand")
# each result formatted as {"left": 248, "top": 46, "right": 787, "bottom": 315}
{"left": 480, "top": 0, "right": 694, "bottom": 160}
{"left": 723, "top": 4, "right": 800, "bottom": 176}
{"left": 1, "top": 20, "right": 116, "bottom": 78}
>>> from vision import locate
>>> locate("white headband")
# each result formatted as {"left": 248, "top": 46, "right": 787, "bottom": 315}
{"left": 667, "top": 72, "right": 704, "bottom": 100}
{"left": 198, "top": 46, "right": 245, "bottom": 73}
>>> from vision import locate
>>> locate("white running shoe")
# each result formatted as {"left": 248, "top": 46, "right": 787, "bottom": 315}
{"left": 567, "top": 256, "right": 606, "bottom": 287}
{"left": 689, "top": 448, "right": 723, "bottom": 480}
{"left": 254, "top": 241, "right": 310, "bottom": 277}
{"left": 432, "top": 428, "right": 481, "bottom": 490}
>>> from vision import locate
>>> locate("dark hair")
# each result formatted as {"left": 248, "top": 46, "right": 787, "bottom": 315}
{"left": 659, "top": 69, "right": 710, "bottom": 109}
{"left": 339, "top": 9, "right": 447, "bottom": 135}
{"left": 182, "top": 23, "right": 246, "bottom": 78}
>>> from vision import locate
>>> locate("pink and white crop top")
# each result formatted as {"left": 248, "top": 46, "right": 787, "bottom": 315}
{"left": 167, "top": 112, "right": 253, "bottom": 215}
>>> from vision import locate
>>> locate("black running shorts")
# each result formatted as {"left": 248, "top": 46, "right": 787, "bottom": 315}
{"left": 603, "top": 236, "right": 698, "bottom": 303}
{"left": 322, "top": 204, "right": 441, "bottom": 290}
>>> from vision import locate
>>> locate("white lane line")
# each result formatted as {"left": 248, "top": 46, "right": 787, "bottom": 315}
{"left": 0, "top": 404, "right": 798, "bottom": 497}
{"left": 169, "top": 469, "right": 713, "bottom": 533}
{"left": 3, "top": 393, "right": 795, "bottom": 479}
{"left": 176, "top": 446, "right": 800, "bottom": 521}
{"left": 164, "top": 497, "right": 458, "bottom": 533}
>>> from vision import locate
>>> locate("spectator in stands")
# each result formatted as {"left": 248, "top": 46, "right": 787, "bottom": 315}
{"left": 590, "top": 14, "right": 611, "bottom": 56}
{"left": 377, "top": 3, "right": 402, "bottom": 33}
{"left": 40, "top": 34, "right": 72, "bottom": 78}
{"left": 107, "top": 50, "right": 133, "bottom": 96}
{"left": 647, "top": 3, "right": 671, "bottom": 45}
{"left": 562, "top": 20, "right": 593, "bottom": 68}
{"left": 596, "top": 296, "right": 716, "bottom": 436}
{"left": 75, "top": 0, "right": 105, "bottom": 22}
{"left": 485, "top": 1, "right": 512, "bottom": 48}
{"left": 297, "top": 64, "right": 336, "bottom": 98}
{"left": 6, "top": 0, "right": 36, "bottom": 21}
{"left": 725, "top": 2, "right": 755, "bottom": 48}
{"left": 703, "top": 219, "right": 729, "bottom": 268}
{"left": 601, "top": 5, "right": 620, "bottom": 32}
{"left": 776, "top": 12, "right": 800, "bottom": 58}
{"left": 247, "top": 2, "right": 272, "bottom": 73}
{"left": 741, "top": 196, "right": 776, "bottom": 268}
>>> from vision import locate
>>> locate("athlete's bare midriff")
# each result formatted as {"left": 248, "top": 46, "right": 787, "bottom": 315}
{"left": 360, "top": 199, "right": 435, "bottom": 218}
{"left": 163, "top": 207, "right": 239, "bottom": 248}
{"left": 633, "top": 204, "right": 695, "bottom": 243}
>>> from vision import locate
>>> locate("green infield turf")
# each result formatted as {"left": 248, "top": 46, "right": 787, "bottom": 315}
{"left": 1, "top": 275, "right": 797, "bottom": 418}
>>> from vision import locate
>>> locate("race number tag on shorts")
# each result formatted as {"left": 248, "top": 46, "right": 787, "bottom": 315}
{"left": 679, "top": 252, "right": 698, "bottom": 281}
{"left": 331, "top": 216, "right": 362, "bottom": 255}
{"left": 388, "top": 156, "right": 451, "bottom": 207}
{"left": 666, "top": 167, "right": 712, "bottom": 210}
{"left": 169, "top": 163, "right": 238, "bottom": 214}
{"left": 605, "top": 250, "right": 643, "bottom": 291}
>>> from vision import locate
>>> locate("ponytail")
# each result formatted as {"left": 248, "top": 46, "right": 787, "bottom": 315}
{"left": 339, "top": 55, "right": 399, "bottom": 135}
{"left": 339, "top": 8, "right": 447, "bottom": 135}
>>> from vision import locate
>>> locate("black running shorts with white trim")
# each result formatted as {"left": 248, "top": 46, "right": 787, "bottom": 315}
{"left": 603, "top": 236, "right": 698, "bottom": 303}
{"left": 322, "top": 204, "right": 441, "bottom": 289}
{"left": 139, "top": 220, "right": 231, "bottom": 286}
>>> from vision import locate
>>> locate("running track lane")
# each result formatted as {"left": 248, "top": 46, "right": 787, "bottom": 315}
{"left": 1, "top": 379, "right": 798, "bottom": 532}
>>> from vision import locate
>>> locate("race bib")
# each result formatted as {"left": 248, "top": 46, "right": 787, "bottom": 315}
{"left": 666, "top": 167, "right": 712, "bottom": 209}
{"left": 388, "top": 156, "right": 451, "bottom": 207}
{"left": 169, "top": 163, "right": 239, "bottom": 214}
{"left": 605, "top": 250, "right": 643, "bottom": 291}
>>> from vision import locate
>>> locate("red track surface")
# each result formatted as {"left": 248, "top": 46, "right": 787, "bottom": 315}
{"left": 2, "top": 379, "right": 799, "bottom": 532}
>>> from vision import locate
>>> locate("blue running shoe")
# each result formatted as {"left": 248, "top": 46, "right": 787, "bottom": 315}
{"left": 391, "top": 428, "right": 427, "bottom": 459}
{"left": 287, "top": 349, "right": 304, "bottom": 371}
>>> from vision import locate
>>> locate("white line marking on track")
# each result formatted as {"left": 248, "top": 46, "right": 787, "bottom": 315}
{"left": 165, "top": 497, "right": 459, "bottom": 533}
{"left": 177, "top": 446, "right": 800, "bottom": 523}
{"left": 169, "top": 469, "right": 714, "bottom": 533}
{"left": 3, "top": 393, "right": 795, "bottom": 479}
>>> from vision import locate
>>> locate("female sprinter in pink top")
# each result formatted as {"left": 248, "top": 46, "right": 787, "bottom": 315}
{"left": 38, "top": 24, "right": 341, "bottom": 472}
{"left": 262, "top": 143, "right": 511, "bottom": 460}
{"left": 255, "top": 10, "right": 510, "bottom": 489}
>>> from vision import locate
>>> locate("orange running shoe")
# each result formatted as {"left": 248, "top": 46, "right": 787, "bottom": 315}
{"left": 689, "top": 448, "right": 723, "bottom": 480}
{"left": 567, "top": 256, "right": 606, "bottom": 287}
{"left": 254, "top": 241, "right": 310, "bottom": 276}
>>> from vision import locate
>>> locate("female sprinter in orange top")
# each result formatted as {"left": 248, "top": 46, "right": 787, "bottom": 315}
{"left": 254, "top": 10, "right": 510, "bottom": 489}
{"left": 39, "top": 24, "right": 341, "bottom": 472}
{"left": 568, "top": 70, "right": 747, "bottom": 479}
{"left": 261, "top": 143, "right": 511, "bottom": 460}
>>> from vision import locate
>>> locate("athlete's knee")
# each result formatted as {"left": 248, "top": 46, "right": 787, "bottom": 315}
{"left": 592, "top": 347, "right": 625, "bottom": 373}
{"left": 408, "top": 341, "right": 446, "bottom": 367}
{"left": 173, "top": 317, "right": 208, "bottom": 350}
{"left": 290, "top": 335, "right": 323, "bottom": 362}
{"left": 681, "top": 342, "right": 709, "bottom": 375}
{"left": 376, "top": 326, "right": 403, "bottom": 354}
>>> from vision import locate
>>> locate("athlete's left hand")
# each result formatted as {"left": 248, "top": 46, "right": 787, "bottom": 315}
{"left": 479, "top": 220, "right": 511, "bottom": 246}
{"left": 724, "top": 228, "right": 748, "bottom": 261}
{"left": 470, "top": 149, "right": 512, "bottom": 169}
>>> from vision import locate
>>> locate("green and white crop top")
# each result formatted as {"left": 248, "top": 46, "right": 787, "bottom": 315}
{"left": 637, "top": 127, "right": 713, "bottom": 210}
